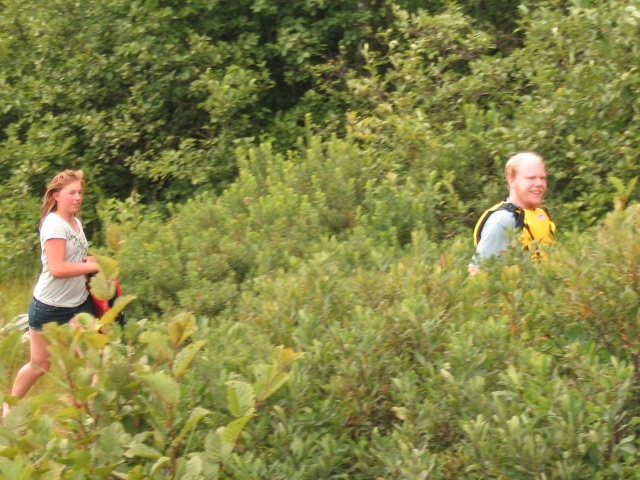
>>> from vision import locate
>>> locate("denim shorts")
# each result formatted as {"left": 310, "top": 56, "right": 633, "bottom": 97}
{"left": 28, "top": 296, "right": 95, "bottom": 331}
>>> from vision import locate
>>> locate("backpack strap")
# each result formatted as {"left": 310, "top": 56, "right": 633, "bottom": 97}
{"left": 501, "top": 202, "right": 525, "bottom": 229}
{"left": 473, "top": 201, "right": 524, "bottom": 247}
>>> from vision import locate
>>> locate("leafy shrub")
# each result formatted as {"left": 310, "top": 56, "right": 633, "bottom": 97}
{"left": 5, "top": 203, "right": 640, "bottom": 477}
{"left": 0, "top": 310, "right": 303, "bottom": 479}
{"left": 3, "top": 1, "right": 640, "bottom": 476}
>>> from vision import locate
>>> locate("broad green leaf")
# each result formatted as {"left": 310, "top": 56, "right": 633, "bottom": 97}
{"left": 279, "top": 346, "right": 305, "bottom": 365}
{"left": 95, "top": 423, "right": 126, "bottom": 462}
{"left": 0, "top": 447, "right": 21, "bottom": 459}
{"left": 139, "top": 331, "right": 173, "bottom": 361}
{"left": 253, "top": 362, "right": 290, "bottom": 402}
{"left": 174, "top": 455, "right": 204, "bottom": 480}
{"left": 88, "top": 272, "right": 115, "bottom": 302}
{"left": 85, "top": 332, "right": 110, "bottom": 349}
{"left": 252, "top": 363, "right": 277, "bottom": 398}
{"left": 167, "top": 312, "right": 196, "bottom": 347}
{"left": 171, "top": 407, "right": 210, "bottom": 448}
{"left": 93, "top": 463, "right": 121, "bottom": 477}
{"left": 172, "top": 340, "right": 206, "bottom": 378}
{"left": 56, "top": 405, "right": 82, "bottom": 418}
{"left": 74, "top": 312, "right": 96, "bottom": 330}
{"left": 392, "top": 406, "right": 409, "bottom": 421}
{"left": 92, "top": 254, "right": 120, "bottom": 279}
{"left": 100, "top": 294, "right": 136, "bottom": 325}
{"left": 134, "top": 371, "right": 180, "bottom": 404}
{"left": 0, "top": 456, "right": 34, "bottom": 478}
{"left": 221, "top": 414, "right": 255, "bottom": 445}
{"left": 205, "top": 430, "right": 233, "bottom": 463}
{"left": 130, "top": 432, "right": 154, "bottom": 445}
{"left": 122, "top": 465, "right": 144, "bottom": 480}
{"left": 105, "top": 363, "right": 132, "bottom": 390}
{"left": 74, "top": 387, "right": 97, "bottom": 402}
{"left": 257, "top": 373, "right": 290, "bottom": 403}
{"left": 149, "top": 456, "right": 171, "bottom": 476}
{"left": 225, "top": 380, "right": 255, "bottom": 418}
{"left": 65, "top": 449, "right": 91, "bottom": 467}
{"left": 124, "top": 444, "right": 163, "bottom": 460}
{"left": 201, "top": 460, "right": 220, "bottom": 479}
{"left": 608, "top": 176, "right": 625, "bottom": 193}
{"left": 39, "top": 458, "right": 66, "bottom": 479}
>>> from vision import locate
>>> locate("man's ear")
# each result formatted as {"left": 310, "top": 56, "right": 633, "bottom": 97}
{"left": 506, "top": 175, "right": 515, "bottom": 189}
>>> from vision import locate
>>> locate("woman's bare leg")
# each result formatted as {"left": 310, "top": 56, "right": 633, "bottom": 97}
{"left": 3, "top": 329, "right": 50, "bottom": 417}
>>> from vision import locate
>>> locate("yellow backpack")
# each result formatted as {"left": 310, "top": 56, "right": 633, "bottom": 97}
{"left": 473, "top": 201, "right": 556, "bottom": 254}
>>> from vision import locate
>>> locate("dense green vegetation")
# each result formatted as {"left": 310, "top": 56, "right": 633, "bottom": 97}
{"left": 1, "top": 0, "right": 640, "bottom": 477}
{"left": 1, "top": 0, "right": 639, "bottom": 272}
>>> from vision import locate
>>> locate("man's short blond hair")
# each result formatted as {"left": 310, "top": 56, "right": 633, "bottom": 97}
{"left": 505, "top": 152, "right": 544, "bottom": 181}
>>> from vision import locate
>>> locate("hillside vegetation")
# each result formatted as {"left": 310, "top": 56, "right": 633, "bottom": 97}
{"left": 1, "top": 0, "right": 640, "bottom": 478}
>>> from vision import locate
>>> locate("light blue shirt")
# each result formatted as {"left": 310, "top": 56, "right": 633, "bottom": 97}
{"left": 469, "top": 209, "right": 517, "bottom": 268}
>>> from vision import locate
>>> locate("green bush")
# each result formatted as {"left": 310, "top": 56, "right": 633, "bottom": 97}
{"left": 4, "top": 204, "right": 640, "bottom": 477}
{"left": 3, "top": 1, "right": 640, "bottom": 476}
{"left": 0, "top": 308, "right": 303, "bottom": 479}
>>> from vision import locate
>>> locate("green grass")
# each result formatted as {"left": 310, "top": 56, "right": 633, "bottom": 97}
{"left": 0, "top": 277, "right": 34, "bottom": 328}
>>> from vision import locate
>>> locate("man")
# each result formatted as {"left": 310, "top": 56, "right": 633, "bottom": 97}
{"left": 469, "top": 152, "right": 556, "bottom": 276}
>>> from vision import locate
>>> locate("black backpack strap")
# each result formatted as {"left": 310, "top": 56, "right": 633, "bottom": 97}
{"left": 499, "top": 202, "right": 525, "bottom": 229}
{"left": 474, "top": 201, "right": 523, "bottom": 247}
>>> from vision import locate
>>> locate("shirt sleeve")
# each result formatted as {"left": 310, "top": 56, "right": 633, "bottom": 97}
{"left": 40, "top": 214, "right": 68, "bottom": 243}
{"left": 469, "top": 210, "right": 517, "bottom": 268}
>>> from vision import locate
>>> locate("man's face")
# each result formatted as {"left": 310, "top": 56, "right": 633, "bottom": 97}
{"left": 507, "top": 158, "right": 547, "bottom": 209}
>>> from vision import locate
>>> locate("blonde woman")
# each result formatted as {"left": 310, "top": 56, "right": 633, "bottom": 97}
{"left": 3, "top": 170, "right": 100, "bottom": 417}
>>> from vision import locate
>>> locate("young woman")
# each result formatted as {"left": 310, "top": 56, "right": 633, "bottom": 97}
{"left": 3, "top": 170, "right": 100, "bottom": 417}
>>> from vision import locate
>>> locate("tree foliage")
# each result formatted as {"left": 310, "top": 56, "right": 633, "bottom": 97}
{"left": 2, "top": 1, "right": 640, "bottom": 474}
{"left": 1, "top": 1, "right": 638, "bottom": 275}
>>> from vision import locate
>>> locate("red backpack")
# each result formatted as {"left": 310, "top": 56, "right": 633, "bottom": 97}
{"left": 90, "top": 278, "right": 126, "bottom": 328}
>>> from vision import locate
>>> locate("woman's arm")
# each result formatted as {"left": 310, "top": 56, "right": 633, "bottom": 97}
{"left": 44, "top": 238, "right": 100, "bottom": 278}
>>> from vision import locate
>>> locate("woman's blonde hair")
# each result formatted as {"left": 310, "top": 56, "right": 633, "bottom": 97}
{"left": 40, "top": 169, "right": 85, "bottom": 227}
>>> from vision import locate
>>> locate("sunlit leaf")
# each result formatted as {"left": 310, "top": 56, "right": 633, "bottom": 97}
{"left": 257, "top": 373, "right": 290, "bottom": 403}
{"left": 205, "top": 430, "right": 233, "bottom": 463}
{"left": 280, "top": 346, "right": 304, "bottom": 365}
{"left": 92, "top": 254, "right": 120, "bottom": 279}
{"left": 94, "top": 463, "right": 121, "bottom": 477}
{"left": 64, "top": 449, "right": 91, "bottom": 467}
{"left": 85, "top": 332, "right": 110, "bottom": 349}
{"left": 172, "top": 340, "right": 206, "bottom": 378}
{"left": 88, "top": 272, "right": 115, "bottom": 302}
{"left": 100, "top": 294, "right": 136, "bottom": 325}
{"left": 221, "top": 414, "right": 255, "bottom": 444}
{"left": 171, "top": 407, "right": 210, "bottom": 448}
{"left": 139, "top": 331, "right": 173, "bottom": 361}
{"left": 149, "top": 456, "right": 171, "bottom": 476}
{"left": 134, "top": 371, "right": 180, "bottom": 404}
{"left": 167, "top": 312, "right": 196, "bottom": 347}
{"left": 124, "top": 444, "right": 163, "bottom": 460}
{"left": 225, "top": 380, "right": 255, "bottom": 418}
{"left": 174, "top": 454, "right": 204, "bottom": 480}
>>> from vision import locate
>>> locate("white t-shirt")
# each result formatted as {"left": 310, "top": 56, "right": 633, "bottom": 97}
{"left": 33, "top": 212, "right": 90, "bottom": 307}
